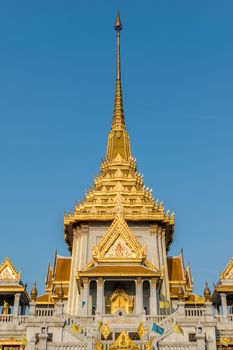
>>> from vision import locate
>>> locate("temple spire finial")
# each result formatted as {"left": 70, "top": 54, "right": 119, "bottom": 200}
{"left": 112, "top": 11, "right": 125, "bottom": 131}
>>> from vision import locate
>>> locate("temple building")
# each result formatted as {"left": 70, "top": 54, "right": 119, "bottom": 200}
{"left": 0, "top": 12, "right": 233, "bottom": 350}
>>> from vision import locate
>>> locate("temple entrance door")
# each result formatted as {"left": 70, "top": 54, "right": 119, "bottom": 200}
{"left": 104, "top": 281, "right": 135, "bottom": 314}
{"left": 106, "top": 289, "right": 134, "bottom": 314}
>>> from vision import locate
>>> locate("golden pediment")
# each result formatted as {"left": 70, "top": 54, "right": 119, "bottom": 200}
{"left": 109, "top": 331, "right": 139, "bottom": 350}
{"left": 92, "top": 214, "right": 146, "bottom": 262}
{"left": 221, "top": 257, "right": 233, "bottom": 280}
{"left": 0, "top": 257, "right": 20, "bottom": 280}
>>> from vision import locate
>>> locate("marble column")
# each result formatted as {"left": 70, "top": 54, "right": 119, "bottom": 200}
{"left": 150, "top": 225, "right": 159, "bottom": 268}
{"left": 150, "top": 278, "right": 157, "bottom": 315}
{"left": 157, "top": 229, "right": 167, "bottom": 312}
{"left": 161, "top": 230, "right": 171, "bottom": 303}
{"left": 220, "top": 293, "right": 228, "bottom": 317}
{"left": 136, "top": 278, "right": 143, "bottom": 315}
{"left": 96, "top": 277, "right": 103, "bottom": 314}
{"left": 157, "top": 230, "right": 163, "bottom": 268}
{"left": 13, "top": 293, "right": 20, "bottom": 317}
{"left": 82, "top": 278, "right": 89, "bottom": 315}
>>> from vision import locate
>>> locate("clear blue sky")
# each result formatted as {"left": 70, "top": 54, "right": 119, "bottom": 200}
{"left": 0, "top": 1, "right": 233, "bottom": 296}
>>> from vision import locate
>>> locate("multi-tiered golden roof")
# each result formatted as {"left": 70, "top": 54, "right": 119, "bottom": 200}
{"left": 64, "top": 12, "right": 174, "bottom": 252}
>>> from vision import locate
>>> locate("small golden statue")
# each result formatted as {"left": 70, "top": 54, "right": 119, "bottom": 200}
{"left": 2, "top": 300, "right": 10, "bottom": 314}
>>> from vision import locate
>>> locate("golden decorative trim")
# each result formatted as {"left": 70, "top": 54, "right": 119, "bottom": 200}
{"left": 0, "top": 336, "right": 26, "bottom": 347}
{"left": 92, "top": 213, "right": 146, "bottom": 262}
{"left": 78, "top": 265, "right": 159, "bottom": 277}
{"left": 0, "top": 257, "right": 21, "bottom": 280}
{"left": 109, "top": 331, "right": 138, "bottom": 350}
{"left": 220, "top": 257, "right": 233, "bottom": 280}
{"left": 100, "top": 323, "right": 110, "bottom": 340}
{"left": 144, "top": 259, "right": 159, "bottom": 273}
{"left": 94, "top": 337, "right": 103, "bottom": 350}
{"left": 106, "top": 288, "right": 134, "bottom": 314}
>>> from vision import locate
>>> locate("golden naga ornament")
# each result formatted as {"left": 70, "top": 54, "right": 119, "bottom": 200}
{"left": 145, "top": 339, "right": 153, "bottom": 350}
{"left": 137, "top": 322, "right": 146, "bottom": 339}
{"left": 109, "top": 331, "right": 139, "bottom": 350}
{"left": 100, "top": 323, "right": 110, "bottom": 340}
{"left": 94, "top": 337, "right": 103, "bottom": 350}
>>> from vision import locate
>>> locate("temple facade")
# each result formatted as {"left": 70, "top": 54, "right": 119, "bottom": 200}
{"left": 1, "top": 12, "right": 233, "bottom": 350}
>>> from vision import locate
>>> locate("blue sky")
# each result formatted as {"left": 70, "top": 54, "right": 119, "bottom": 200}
{"left": 0, "top": 1, "right": 233, "bottom": 295}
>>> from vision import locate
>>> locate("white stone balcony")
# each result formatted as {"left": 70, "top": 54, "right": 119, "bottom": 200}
{"left": 215, "top": 314, "right": 233, "bottom": 323}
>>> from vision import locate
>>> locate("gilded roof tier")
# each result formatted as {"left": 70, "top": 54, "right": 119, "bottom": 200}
{"left": 167, "top": 253, "right": 194, "bottom": 300}
{"left": 38, "top": 253, "right": 71, "bottom": 305}
{"left": 167, "top": 256, "right": 185, "bottom": 282}
{"left": 78, "top": 265, "right": 160, "bottom": 277}
{"left": 53, "top": 257, "right": 71, "bottom": 282}
{"left": 36, "top": 293, "right": 54, "bottom": 305}
{"left": 185, "top": 293, "right": 205, "bottom": 305}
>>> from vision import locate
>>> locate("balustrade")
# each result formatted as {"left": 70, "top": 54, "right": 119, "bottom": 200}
{"left": 54, "top": 345, "right": 87, "bottom": 350}
{"left": 36, "top": 307, "right": 55, "bottom": 317}
{"left": 65, "top": 315, "right": 95, "bottom": 326}
{"left": 159, "top": 344, "right": 197, "bottom": 350}
{"left": 185, "top": 308, "right": 206, "bottom": 317}
{"left": 0, "top": 314, "right": 13, "bottom": 322}
{"left": 215, "top": 314, "right": 233, "bottom": 323}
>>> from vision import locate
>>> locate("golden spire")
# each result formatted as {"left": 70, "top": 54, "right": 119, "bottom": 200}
{"left": 30, "top": 281, "right": 38, "bottom": 302}
{"left": 105, "top": 12, "right": 131, "bottom": 162}
{"left": 204, "top": 281, "right": 211, "bottom": 301}
{"left": 112, "top": 11, "right": 125, "bottom": 131}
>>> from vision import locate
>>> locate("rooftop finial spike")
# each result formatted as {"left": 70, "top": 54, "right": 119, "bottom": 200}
{"left": 115, "top": 10, "right": 122, "bottom": 32}
{"left": 112, "top": 11, "right": 125, "bottom": 130}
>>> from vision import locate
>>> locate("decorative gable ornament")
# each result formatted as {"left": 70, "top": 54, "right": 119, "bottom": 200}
{"left": 0, "top": 257, "right": 21, "bottom": 280}
{"left": 221, "top": 257, "right": 233, "bottom": 280}
{"left": 109, "top": 331, "right": 139, "bottom": 350}
{"left": 105, "top": 237, "right": 136, "bottom": 259}
{"left": 92, "top": 213, "right": 146, "bottom": 263}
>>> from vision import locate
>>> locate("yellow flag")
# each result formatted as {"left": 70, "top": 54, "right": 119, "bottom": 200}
{"left": 100, "top": 323, "right": 110, "bottom": 340}
{"left": 137, "top": 322, "right": 146, "bottom": 339}
{"left": 160, "top": 301, "right": 170, "bottom": 309}
{"left": 221, "top": 337, "right": 228, "bottom": 346}
{"left": 22, "top": 336, "right": 27, "bottom": 346}
{"left": 97, "top": 321, "right": 102, "bottom": 330}
{"left": 71, "top": 323, "right": 80, "bottom": 334}
{"left": 173, "top": 323, "right": 184, "bottom": 335}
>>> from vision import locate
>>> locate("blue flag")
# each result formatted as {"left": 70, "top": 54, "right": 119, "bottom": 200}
{"left": 151, "top": 322, "right": 165, "bottom": 335}
{"left": 82, "top": 301, "right": 86, "bottom": 308}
